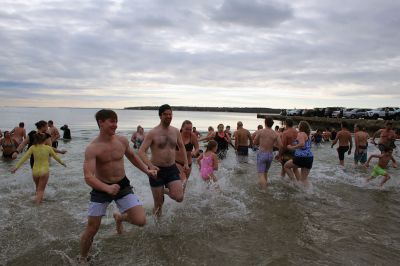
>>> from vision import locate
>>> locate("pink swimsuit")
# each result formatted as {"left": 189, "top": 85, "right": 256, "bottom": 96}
{"left": 200, "top": 154, "right": 214, "bottom": 180}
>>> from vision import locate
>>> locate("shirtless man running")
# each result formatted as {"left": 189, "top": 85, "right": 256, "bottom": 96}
{"left": 12, "top": 122, "right": 27, "bottom": 145}
{"left": 79, "top": 109, "right": 156, "bottom": 262}
{"left": 354, "top": 124, "right": 369, "bottom": 166}
{"left": 254, "top": 117, "right": 282, "bottom": 188}
{"left": 331, "top": 121, "right": 352, "bottom": 166}
{"left": 234, "top": 121, "right": 253, "bottom": 162}
{"left": 277, "top": 118, "right": 298, "bottom": 178}
{"left": 372, "top": 121, "right": 396, "bottom": 152}
{"left": 138, "top": 104, "right": 189, "bottom": 217}
{"left": 48, "top": 120, "right": 60, "bottom": 148}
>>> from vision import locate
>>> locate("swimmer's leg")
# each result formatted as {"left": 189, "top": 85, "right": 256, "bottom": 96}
{"left": 80, "top": 216, "right": 102, "bottom": 261}
{"left": 35, "top": 173, "right": 49, "bottom": 204}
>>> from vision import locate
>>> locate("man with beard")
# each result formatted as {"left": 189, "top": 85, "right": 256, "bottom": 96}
{"left": 138, "top": 104, "right": 189, "bottom": 217}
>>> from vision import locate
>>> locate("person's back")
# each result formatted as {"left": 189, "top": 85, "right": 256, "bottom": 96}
{"left": 337, "top": 129, "right": 352, "bottom": 146}
{"left": 282, "top": 127, "right": 297, "bottom": 151}
{"left": 235, "top": 128, "right": 251, "bottom": 146}
{"left": 257, "top": 128, "right": 279, "bottom": 152}
{"left": 355, "top": 130, "right": 368, "bottom": 147}
{"left": 13, "top": 123, "right": 26, "bottom": 144}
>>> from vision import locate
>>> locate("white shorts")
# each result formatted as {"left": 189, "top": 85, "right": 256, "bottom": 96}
{"left": 87, "top": 193, "right": 142, "bottom": 217}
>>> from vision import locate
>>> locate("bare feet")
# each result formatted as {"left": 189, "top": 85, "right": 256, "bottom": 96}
{"left": 113, "top": 212, "right": 123, "bottom": 234}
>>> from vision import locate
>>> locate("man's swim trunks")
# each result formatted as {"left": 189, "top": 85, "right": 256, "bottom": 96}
{"left": 256, "top": 150, "right": 273, "bottom": 173}
{"left": 88, "top": 176, "right": 142, "bottom": 216}
{"left": 237, "top": 145, "right": 249, "bottom": 156}
{"left": 149, "top": 164, "right": 180, "bottom": 187}
{"left": 337, "top": 146, "right": 349, "bottom": 161}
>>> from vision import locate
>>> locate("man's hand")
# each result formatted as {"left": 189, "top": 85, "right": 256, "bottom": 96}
{"left": 107, "top": 184, "right": 120, "bottom": 196}
{"left": 147, "top": 169, "right": 158, "bottom": 179}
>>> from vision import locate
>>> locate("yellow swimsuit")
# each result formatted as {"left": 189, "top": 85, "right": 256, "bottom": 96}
{"left": 15, "top": 144, "right": 64, "bottom": 176}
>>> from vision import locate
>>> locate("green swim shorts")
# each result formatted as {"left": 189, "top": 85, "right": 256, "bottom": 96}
{"left": 371, "top": 165, "right": 387, "bottom": 177}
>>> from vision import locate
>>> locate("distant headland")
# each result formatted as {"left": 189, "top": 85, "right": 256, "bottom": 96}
{"left": 124, "top": 106, "right": 281, "bottom": 114}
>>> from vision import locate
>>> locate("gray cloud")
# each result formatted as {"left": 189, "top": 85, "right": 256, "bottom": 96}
{"left": 0, "top": 0, "right": 399, "bottom": 109}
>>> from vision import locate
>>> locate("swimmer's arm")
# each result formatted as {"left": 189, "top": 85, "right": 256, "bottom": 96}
{"left": 212, "top": 153, "right": 218, "bottom": 171}
{"left": 372, "top": 129, "right": 381, "bottom": 144}
{"left": 248, "top": 131, "right": 253, "bottom": 147}
{"left": 348, "top": 134, "right": 353, "bottom": 154}
{"left": 138, "top": 132, "right": 155, "bottom": 169}
{"left": 177, "top": 132, "right": 189, "bottom": 168}
{"left": 253, "top": 132, "right": 260, "bottom": 146}
{"left": 16, "top": 136, "right": 29, "bottom": 153}
{"left": 365, "top": 154, "right": 379, "bottom": 167}
{"left": 124, "top": 138, "right": 155, "bottom": 176}
{"left": 275, "top": 134, "right": 282, "bottom": 150}
{"left": 197, "top": 154, "right": 203, "bottom": 169}
{"left": 49, "top": 147, "right": 66, "bottom": 167}
{"left": 354, "top": 134, "right": 359, "bottom": 153}
{"left": 233, "top": 131, "right": 238, "bottom": 150}
{"left": 331, "top": 132, "right": 339, "bottom": 148}
{"left": 192, "top": 133, "right": 200, "bottom": 156}
{"left": 390, "top": 155, "right": 397, "bottom": 168}
{"left": 12, "top": 146, "right": 33, "bottom": 171}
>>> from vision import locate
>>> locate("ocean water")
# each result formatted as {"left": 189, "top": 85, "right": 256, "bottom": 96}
{"left": 0, "top": 107, "right": 399, "bottom": 266}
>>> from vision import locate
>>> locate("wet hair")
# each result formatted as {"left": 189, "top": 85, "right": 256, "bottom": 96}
{"left": 158, "top": 104, "right": 172, "bottom": 116}
{"left": 341, "top": 121, "right": 348, "bottom": 129}
{"left": 257, "top": 125, "right": 263, "bottom": 130}
{"left": 33, "top": 132, "right": 47, "bottom": 145}
{"left": 48, "top": 120, "right": 54, "bottom": 126}
{"left": 206, "top": 140, "right": 218, "bottom": 152}
{"left": 264, "top": 117, "right": 274, "bottom": 128}
{"left": 19, "top": 122, "right": 24, "bottom": 127}
{"left": 237, "top": 121, "right": 243, "bottom": 127}
{"left": 298, "top": 121, "right": 311, "bottom": 136}
{"left": 35, "top": 120, "right": 48, "bottom": 130}
{"left": 95, "top": 109, "right": 118, "bottom": 128}
{"left": 286, "top": 119, "right": 294, "bottom": 127}
{"left": 181, "top": 120, "right": 192, "bottom": 129}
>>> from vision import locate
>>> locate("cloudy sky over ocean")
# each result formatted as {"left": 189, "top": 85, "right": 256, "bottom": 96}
{"left": 1, "top": 0, "right": 399, "bottom": 109}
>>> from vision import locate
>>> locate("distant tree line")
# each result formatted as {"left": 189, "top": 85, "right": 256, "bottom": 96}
{"left": 124, "top": 106, "right": 281, "bottom": 114}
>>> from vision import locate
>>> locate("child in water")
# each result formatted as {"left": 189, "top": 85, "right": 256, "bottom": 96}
{"left": 365, "top": 146, "right": 397, "bottom": 187}
{"left": 197, "top": 140, "right": 219, "bottom": 185}
{"left": 11, "top": 133, "right": 66, "bottom": 203}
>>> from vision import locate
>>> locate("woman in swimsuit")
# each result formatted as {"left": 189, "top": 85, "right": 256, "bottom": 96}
{"left": 11, "top": 132, "right": 66, "bottom": 204}
{"left": 1, "top": 131, "right": 19, "bottom": 159}
{"left": 175, "top": 120, "right": 200, "bottom": 191}
{"left": 131, "top": 125, "right": 145, "bottom": 149}
{"left": 284, "top": 121, "right": 314, "bottom": 188}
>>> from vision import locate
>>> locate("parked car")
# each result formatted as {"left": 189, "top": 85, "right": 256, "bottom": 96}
{"left": 313, "top": 108, "right": 326, "bottom": 117}
{"left": 365, "top": 107, "right": 397, "bottom": 119}
{"left": 325, "top": 107, "right": 343, "bottom": 117}
{"left": 287, "top": 109, "right": 302, "bottom": 116}
{"left": 389, "top": 108, "right": 400, "bottom": 120}
{"left": 343, "top": 108, "right": 371, "bottom": 119}
{"left": 302, "top": 109, "right": 315, "bottom": 117}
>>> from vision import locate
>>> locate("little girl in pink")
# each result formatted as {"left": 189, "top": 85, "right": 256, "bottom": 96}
{"left": 197, "top": 140, "right": 219, "bottom": 183}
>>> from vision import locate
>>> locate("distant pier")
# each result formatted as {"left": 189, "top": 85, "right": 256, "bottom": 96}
{"left": 257, "top": 114, "right": 400, "bottom": 132}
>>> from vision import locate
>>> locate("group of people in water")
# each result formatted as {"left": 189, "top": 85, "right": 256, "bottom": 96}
{"left": 1, "top": 104, "right": 398, "bottom": 263}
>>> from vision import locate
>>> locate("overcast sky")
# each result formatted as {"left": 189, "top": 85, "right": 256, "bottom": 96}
{"left": 1, "top": 0, "right": 399, "bottom": 109}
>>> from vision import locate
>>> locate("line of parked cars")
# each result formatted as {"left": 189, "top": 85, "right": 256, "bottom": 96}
{"left": 281, "top": 107, "right": 400, "bottom": 120}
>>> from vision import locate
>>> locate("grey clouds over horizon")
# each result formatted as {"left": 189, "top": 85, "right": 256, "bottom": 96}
{"left": 1, "top": 0, "right": 400, "bottom": 109}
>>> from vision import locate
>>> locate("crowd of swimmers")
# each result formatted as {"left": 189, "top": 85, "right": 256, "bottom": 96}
{"left": 1, "top": 105, "right": 399, "bottom": 263}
